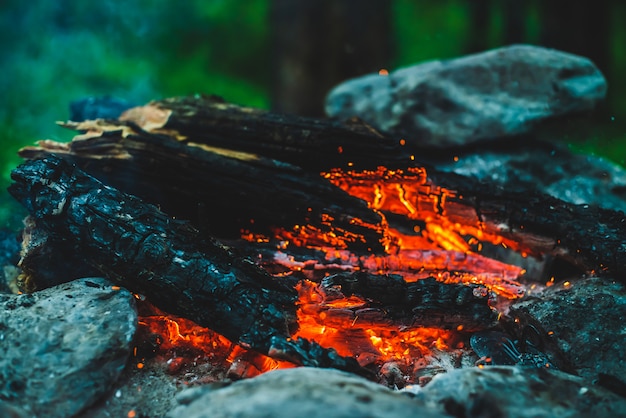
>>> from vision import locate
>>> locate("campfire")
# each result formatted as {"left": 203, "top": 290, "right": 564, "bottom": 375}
{"left": 6, "top": 95, "right": 626, "bottom": 416}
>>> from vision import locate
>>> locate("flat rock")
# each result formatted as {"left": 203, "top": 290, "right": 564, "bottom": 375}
{"left": 432, "top": 141, "right": 626, "bottom": 213}
{"left": 166, "top": 367, "right": 442, "bottom": 418}
{"left": 412, "top": 366, "right": 626, "bottom": 417}
{"left": 0, "top": 277, "right": 137, "bottom": 418}
{"left": 325, "top": 45, "right": 606, "bottom": 148}
{"left": 509, "top": 277, "right": 626, "bottom": 390}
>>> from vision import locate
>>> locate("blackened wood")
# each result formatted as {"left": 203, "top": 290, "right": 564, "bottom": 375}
{"left": 120, "top": 95, "right": 411, "bottom": 172}
{"left": 8, "top": 156, "right": 297, "bottom": 350}
{"left": 319, "top": 273, "right": 496, "bottom": 331}
{"left": 267, "top": 337, "right": 374, "bottom": 379}
{"left": 8, "top": 156, "right": 372, "bottom": 376}
{"left": 17, "top": 217, "right": 101, "bottom": 292}
{"left": 20, "top": 108, "right": 388, "bottom": 252}
{"left": 427, "top": 170, "right": 626, "bottom": 280}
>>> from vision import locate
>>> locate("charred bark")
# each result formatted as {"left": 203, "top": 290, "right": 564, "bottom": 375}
{"left": 120, "top": 95, "right": 409, "bottom": 172}
{"left": 429, "top": 172, "right": 626, "bottom": 280}
{"left": 318, "top": 273, "right": 496, "bottom": 331}
{"left": 18, "top": 96, "right": 626, "bottom": 280}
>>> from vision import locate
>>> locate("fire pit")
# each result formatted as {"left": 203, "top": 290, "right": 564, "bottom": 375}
{"left": 3, "top": 94, "right": 626, "bottom": 417}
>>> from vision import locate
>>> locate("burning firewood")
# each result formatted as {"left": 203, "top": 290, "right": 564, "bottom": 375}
{"left": 8, "top": 157, "right": 296, "bottom": 343}
{"left": 9, "top": 156, "right": 360, "bottom": 373}
{"left": 312, "top": 272, "right": 495, "bottom": 332}
{"left": 9, "top": 156, "right": 498, "bottom": 378}
{"left": 18, "top": 95, "right": 626, "bottom": 280}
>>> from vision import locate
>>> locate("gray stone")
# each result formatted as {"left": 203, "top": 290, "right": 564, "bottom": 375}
{"left": 509, "top": 277, "right": 626, "bottom": 385}
{"left": 167, "top": 367, "right": 442, "bottom": 418}
{"left": 325, "top": 45, "right": 606, "bottom": 148}
{"left": 0, "top": 400, "right": 28, "bottom": 418}
{"left": 0, "top": 277, "right": 137, "bottom": 418}
{"left": 432, "top": 142, "right": 626, "bottom": 213}
{"left": 412, "top": 366, "right": 626, "bottom": 418}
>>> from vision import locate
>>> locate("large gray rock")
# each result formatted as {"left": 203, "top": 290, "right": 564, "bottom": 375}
{"left": 326, "top": 45, "right": 606, "bottom": 148}
{"left": 510, "top": 277, "right": 626, "bottom": 386}
{"left": 412, "top": 366, "right": 626, "bottom": 418}
{"left": 167, "top": 367, "right": 443, "bottom": 418}
{"left": 0, "top": 277, "right": 137, "bottom": 418}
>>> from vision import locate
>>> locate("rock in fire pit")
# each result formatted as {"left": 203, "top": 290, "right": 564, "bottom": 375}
{"left": 0, "top": 277, "right": 137, "bottom": 417}
{"left": 510, "top": 277, "right": 626, "bottom": 390}
{"left": 325, "top": 44, "right": 607, "bottom": 148}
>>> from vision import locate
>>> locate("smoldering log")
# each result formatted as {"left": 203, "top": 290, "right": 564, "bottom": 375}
{"left": 10, "top": 156, "right": 500, "bottom": 377}
{"left": 8, "top": 156, "right": 298, "bottom": 348}
{"left": 119, "top": 95, "right": 411, "bottom": 172}
{"left": 19, "top": 96, "right": 626, "bottom": 279}
{"left": 9, "top": 156, "right": 373, "bottom": 375}
{"left": 316, "top": 272, "right": 496, "bottom": 331}
{"left": 426, "top": 170, "right": 626, "bottom": 280}
{"left": 20, "top": 119, "right": 387, "bottom": 252}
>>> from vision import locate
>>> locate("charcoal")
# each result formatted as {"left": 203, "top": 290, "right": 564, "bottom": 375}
{"left": 321, "top": 272, "right": 496, "bottom": 331}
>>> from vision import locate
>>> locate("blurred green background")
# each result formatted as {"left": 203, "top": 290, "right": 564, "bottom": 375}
{"left": 0, "top": 0, "right": 624, "bottom": 226}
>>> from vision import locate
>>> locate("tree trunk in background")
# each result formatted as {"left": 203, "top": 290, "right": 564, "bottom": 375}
{"left": 502, "top": 0, "right": 525, "bottom": 45}
{"left": 269, "top": 0, "right": 393, "bottom": 117}
{"left": 539, "top": 0, "right": 610, "bottom": 77}
{"left": 465, "top": 0, "right": 491, "bottom": 53}
{"left": 467, "top": 0, "right": 526, "bottom": 51}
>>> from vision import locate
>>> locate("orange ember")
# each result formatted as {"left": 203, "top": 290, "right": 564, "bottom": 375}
{"left": 259, "top": 166, "right": 528, "bottom": 299}
{"left": 138, "top": 165, "right": 533, "bottom": 381}
{"left": 323, "top": 166, "right": 524, "bottom": 257}
{"left": 135, "top": 302, "right": 293, "bottom": 380}
{"left": 292, "top": 280, "right": 455, "bottom": 366}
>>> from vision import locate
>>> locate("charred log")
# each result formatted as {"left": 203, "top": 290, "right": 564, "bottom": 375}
{"left": 8, "top": 156, "right": 374, "bottom": 375}
{"left": 318, "top": 272, "right": 496, "bottom": 331}
{"left": 432, "top": 171, "right": 626, "bottom": 279}
{"left": 120, "top": 95, "right": 410, "bottom": 172}
{"left": 8, "top": 156, "right": 297, "bottom": 350}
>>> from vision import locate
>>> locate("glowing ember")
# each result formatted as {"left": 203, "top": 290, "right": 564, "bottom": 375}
{"left": 135, "top": 302, "right": 293, "bottom": 379}
{"left": 255, "top": 166, "right": 527, "bottom": 299}
{"left": 292, "top": 280, "right": 456, "bottom": 366}
{"left": 323, "top": 166, "right": 524, "bottom": 257}
{"left": 138, "top": 165, "right": 533, "bottom": 381}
